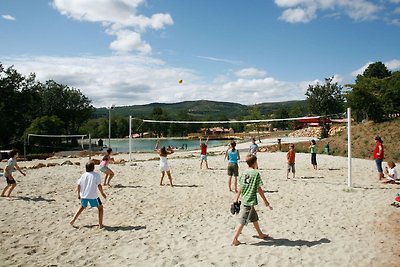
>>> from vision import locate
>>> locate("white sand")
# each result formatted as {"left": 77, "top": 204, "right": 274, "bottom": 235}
{"left": 1, "top": 146, "right": 399, "bottom": 266}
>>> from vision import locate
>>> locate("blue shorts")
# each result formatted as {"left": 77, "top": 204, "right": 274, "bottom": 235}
{"left": 375, "top": 158, "right": 383, "bottom": 173}
{"left": 200, "top": 154, "right": 207, "bottom": 161}
{"left": 80, "top": 198, "right": 102, "bottom": 208}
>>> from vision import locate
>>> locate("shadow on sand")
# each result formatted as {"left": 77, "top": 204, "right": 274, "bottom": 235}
{"left": 253, "top": 237, "right": 331, "bottom": 247}
{"left": 16, "top": 196, "right": 56, "bottom": 202}
{"left": 104, "top": 225, "right": 147, "bottom": 232}
{"left": 112, "top": 184, "right": 143, "bottom": 189}
{"left": 82, "top": 225, "right": 147, "bottom": 231}
{"left": 172, "top": 184, "right": 202, "bottom": 188}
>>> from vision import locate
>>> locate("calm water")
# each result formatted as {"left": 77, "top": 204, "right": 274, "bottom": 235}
{"left": 98, "top": 138, "right": 231, "bottom": 153}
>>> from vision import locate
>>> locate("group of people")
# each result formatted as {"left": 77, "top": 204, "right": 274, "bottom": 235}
{"left": 2, "top": 135, "right": 399, "bottom": 244}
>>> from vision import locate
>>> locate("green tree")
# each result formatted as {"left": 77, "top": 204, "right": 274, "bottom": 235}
{"left": 0, "top": 64, "right": 41, "bottom": 148}
{"left": 305, "top": 76, "right": 345, "bottom": 116}
{"left": 346, "top": 77, "right": 384, "bottom": 122}
{"left": 25, "top": 115, "right": 65, "bottom": 135}
{"left": 360, "top": 61, "right": 391, "bottom": 79}
{"left": 38, "top": 80, "right": 94, "bottom": 134}
{"left": 346, "top": 62, "right": 395, "bottom": 122}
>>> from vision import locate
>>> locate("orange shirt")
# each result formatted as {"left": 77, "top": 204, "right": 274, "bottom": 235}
{"left": 287, "top": 149, "right": 295, "bottom": 164}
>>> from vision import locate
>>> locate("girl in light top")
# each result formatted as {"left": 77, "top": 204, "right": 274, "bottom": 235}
{"left": 99, "top": 148, "right": 114, "bottom": 186}
{"left": 155, "top": 139, "right": 174, "bottom": 186}
{"left": 383, "top": 161, "right": 398, "bottom": 184}
{"left": 225, "top": 141, "right": 241, "bottom": 193}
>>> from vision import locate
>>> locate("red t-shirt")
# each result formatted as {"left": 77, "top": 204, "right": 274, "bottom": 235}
{"left": 200, "top": 144, "right": 207, "bottom": 155}
{"left": 287, "top": 149, "right": 295, "bottom": 164}
{"left": 373, "top": 142, "right": 384, "bottom": 159}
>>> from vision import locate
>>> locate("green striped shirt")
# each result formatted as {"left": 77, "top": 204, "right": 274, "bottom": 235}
{"left": 239, "top": 169, "right": 263, "bottom": 206}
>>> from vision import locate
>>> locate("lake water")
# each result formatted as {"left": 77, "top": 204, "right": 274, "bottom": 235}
{"left": 98, "top": 138, "right": 232, "bottom": 153}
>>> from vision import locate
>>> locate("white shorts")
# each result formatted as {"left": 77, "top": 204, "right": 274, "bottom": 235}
{"left": 160, "top": 163, "right": 170, "bottom": 172}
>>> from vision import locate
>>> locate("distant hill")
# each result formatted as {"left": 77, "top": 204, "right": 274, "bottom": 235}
{"left": 93, "top": 100, "right": 308, "bottom": 120}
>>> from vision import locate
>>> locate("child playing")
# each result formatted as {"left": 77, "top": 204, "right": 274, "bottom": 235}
{"left": 249, "top": 138, "right": 259, "bottom": 156}
{"left": 70, "top": 160, "right": 107, "bottom": 229}
{"left": 286, "top": 144, "right": 296, "bottom": 179}
{"left": 199, "top": 136, "right": 210, "bottom": 169}
{"left": 310, "top": 139, "right": 317, "bottom": 170}
{"left": 231, "top": 154, "right": 273, "bottom": 246}
{"left": 225, "top": 141, "right": 240, "bottom": 193}
{"left": 382, "top": 161, "right": 398, "bottom": 184}
{"left": 155, "top": 139, "right": 174, "bottom": 186}
{"left": 1, "top": 149, "right": 26, "bottom": 198}
{"left": 99, "top": 148, "right": 114, "bottom": 186}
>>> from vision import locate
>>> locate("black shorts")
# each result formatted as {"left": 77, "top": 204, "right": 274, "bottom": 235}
{"left": 311, "top": 153, "right": 317, "bottom": 165}
{"left": 5, "top": 175, "right": 16, "bottom": 184}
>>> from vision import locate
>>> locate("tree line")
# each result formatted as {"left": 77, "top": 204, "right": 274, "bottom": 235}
{"left": 1, "top": 61, "right": 398, "bottom": 151}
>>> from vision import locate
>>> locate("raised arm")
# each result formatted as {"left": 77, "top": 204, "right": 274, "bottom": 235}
{"left": 205, "top": 136, "right": 209, "bottom": 145}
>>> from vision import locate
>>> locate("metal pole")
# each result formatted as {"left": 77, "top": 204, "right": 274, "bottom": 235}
{"left": 89, "top": 133, "right": 92, "bottom": 160}
{"left": 129, "top": 115, "right": 132, "bottom": 162}
{"left": 347, "top": 108, "right": 352, "bottom": 187}
{"left": 108, "top": 108, "right": 111, "bottom": 148}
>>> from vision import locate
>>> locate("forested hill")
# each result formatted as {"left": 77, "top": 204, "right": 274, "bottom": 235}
{"left": 93, "top": 100, "right": 308, "bottom": 120}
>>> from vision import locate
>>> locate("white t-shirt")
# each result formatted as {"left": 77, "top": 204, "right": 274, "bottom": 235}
{"left": 77, "top": 171, "right": 101, "bottom": 199}
{"left": 388, "top": 167, "right": 398, "bottom": 181}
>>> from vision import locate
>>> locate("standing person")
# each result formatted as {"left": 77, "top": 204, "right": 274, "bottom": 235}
{"left": 286, "top": 144, "right": 296, "bottom": 179}
{"left": 373, "top": 136, "right": 384, "bottom": 180}
{"left": 309, "top": 140, "right": 317, "bottom": 170}
{"left": 231, "top": 154, "right": 273, "bottom": 246}
{"left": 99, "top": 148, "right": 115, "bottom": 186}
{"left": 199, "top": 136, "right": 210, "bottom": 169}
{"left": 1, "top": 149, "right": 26, "bottom": 198}
{"left": 249, "top": 138, "right": 259, "bottom": 156}
{"left": 382, "top": 161, "right": 397, "bottom": 184}
{"left": 225, "top": 141, "right": 240, "bottom": 193}
{"left": 70, "top": 160, "right": 107, "bottom": 229}
{"left": 155, "top": 139, "right": 174, "bottom": 186}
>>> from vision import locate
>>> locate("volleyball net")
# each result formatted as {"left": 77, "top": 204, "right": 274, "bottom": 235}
{"left": 128, "top": 109, "right": 352, "bottom": 186}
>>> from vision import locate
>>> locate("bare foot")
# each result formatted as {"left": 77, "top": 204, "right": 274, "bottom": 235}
{"left": 231, "top": 240, "right": 242, "bottom": 246}
{"left": 98, "top": 224, "right": 104, "bottom": 229}
{"left": 256, "top": 233, "right": 270, "bottom": 239}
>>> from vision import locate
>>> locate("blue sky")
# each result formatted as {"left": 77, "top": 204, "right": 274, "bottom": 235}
{"left": 1, "top": 0, "right": 399, "bottom": 108}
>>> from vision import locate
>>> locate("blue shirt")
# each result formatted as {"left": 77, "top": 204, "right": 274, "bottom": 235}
{"left": 228, "top": 150, "right": 238, "bottom": 164}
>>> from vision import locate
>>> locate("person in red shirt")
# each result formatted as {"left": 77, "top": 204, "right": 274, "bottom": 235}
{"left": 373, "top": 136, "right": 384, "bottom": 180}
{"left": 200, "top": 136, "right": 210, "bottom": 169}
{"left": 286, "top": 144, "right": 296, "bottom": 179}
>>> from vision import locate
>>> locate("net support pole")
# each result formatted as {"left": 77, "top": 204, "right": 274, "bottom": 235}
{"left": 129, "top": 115, "right": 132, "bottom": 162}
{"left": 347, "top": 108, "right": 352, "bottom": 187}
{"left": 89, "top": 133, "right": 92, "bottom": 160}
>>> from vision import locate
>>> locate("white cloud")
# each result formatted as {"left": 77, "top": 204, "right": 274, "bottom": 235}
{"left": 1, "top": 55, "right": 312, "bottom": 107}
{"left": 2, "top": 14, "right": 16, "bottom": 21}
{"left": 385, "top": 59, "right": 400, "bottom": 70}
{"left": 275, "top": 0, "right": 382, "bottom": 23}
{"left": 235, "top": 68, "right": 267, "bottom": 78}
{"left": 197, "top": 56, "right": 242, "bottom": 65}
{"left": 51, "top": 0, "right": 173, "bottom": 55}
{"left": 279, "top": 6, "right": 317, "bottom": 23}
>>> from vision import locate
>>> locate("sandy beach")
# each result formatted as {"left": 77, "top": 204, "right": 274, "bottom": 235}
{"left": 1, "top": 144, "right": 399, "bottom": 266}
